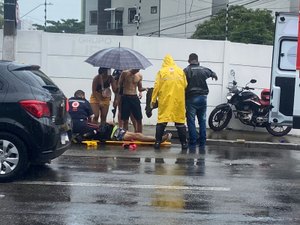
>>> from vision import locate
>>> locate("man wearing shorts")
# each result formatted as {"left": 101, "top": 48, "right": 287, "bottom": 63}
{"left": 118, "top": 69, "right": 148, "bottom": 133}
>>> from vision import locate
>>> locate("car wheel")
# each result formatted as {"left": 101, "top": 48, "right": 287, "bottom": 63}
{"left": 0, "top": 132, "right": 29, "bottom": 182}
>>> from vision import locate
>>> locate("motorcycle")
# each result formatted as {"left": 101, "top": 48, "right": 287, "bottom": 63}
{"left": 208, "top": 75, "right": 292, "bottom": 136}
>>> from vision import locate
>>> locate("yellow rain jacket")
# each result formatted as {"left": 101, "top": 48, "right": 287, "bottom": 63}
{"left": 151, "top": 54, "right": 187, "bottom": 123}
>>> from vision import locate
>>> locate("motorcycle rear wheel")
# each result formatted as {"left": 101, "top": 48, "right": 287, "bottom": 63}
{"left": 208, "top": 107, "right": 232, "bottom": 131}
{"left": 265, "top": 123, "right": 292, "bottom": 136}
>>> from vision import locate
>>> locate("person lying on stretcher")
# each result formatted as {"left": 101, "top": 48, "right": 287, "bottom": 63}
{"left": 69, "top": 90, "right": 171, "bottom": 143}
{"left": 76, "top": 122, "right": 172, "bottom": 143}
{"left": 98, "top": 122, "right": 172, "bottom": 143}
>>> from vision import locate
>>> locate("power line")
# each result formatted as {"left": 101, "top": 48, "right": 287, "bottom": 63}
{"left": 140, "top": 14, "right": 212, "bottom": 36}
{"left": 117, "top": 0, "right": 251, "bottom": 33}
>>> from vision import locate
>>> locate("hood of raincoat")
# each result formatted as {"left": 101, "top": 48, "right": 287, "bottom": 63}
{"left": 151, "top": 54, "right": 187, "bottom": 123}
{"left": 161, "top": 54, "right": 175, "bottom": 68}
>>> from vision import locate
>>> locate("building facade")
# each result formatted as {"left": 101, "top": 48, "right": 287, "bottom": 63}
{"left": 84, "top": 0, "right": 298, "bottom": 38}
{"left": 84, "top": 0, "right": 212, "bottom": 37}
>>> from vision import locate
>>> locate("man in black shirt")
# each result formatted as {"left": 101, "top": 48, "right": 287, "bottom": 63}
{"left": 184, "top": 53, "right": 218, "bottom": 151}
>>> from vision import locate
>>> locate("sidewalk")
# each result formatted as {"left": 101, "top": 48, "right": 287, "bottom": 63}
{"left": 141, "top": 125, "right": 300, "bottom": 150}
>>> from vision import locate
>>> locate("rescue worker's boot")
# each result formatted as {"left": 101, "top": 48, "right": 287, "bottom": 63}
{"left": 154, "top": 123, "right": 166, "bottom": 150}
{"left": 176, "top": 124, "right": 188, "bottom": 150}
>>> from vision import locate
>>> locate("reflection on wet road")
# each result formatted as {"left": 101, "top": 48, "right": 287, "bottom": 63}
{"left": 0, "top": 145, "right": 299, "bottom": 225}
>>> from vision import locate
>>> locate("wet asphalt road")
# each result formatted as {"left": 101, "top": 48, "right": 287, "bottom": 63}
{"left": 0, "top": 144, "right": 300, "bottom": 225}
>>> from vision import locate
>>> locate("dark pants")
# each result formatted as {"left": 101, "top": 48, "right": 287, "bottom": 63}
{"left": 186, "top": 95, "right": 207, "bottom": 148}
{"left": 73, "top": 119, "right": 98, "bottom": 138}
{"left": 155, "top": 122, "right": 187, "bottom": 145}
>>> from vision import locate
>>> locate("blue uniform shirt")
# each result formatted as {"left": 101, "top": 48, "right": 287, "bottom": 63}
{"left": 68, "top": 97, "right": 93, "bottom": 121}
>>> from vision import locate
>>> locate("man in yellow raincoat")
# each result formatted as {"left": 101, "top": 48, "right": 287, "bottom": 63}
{"left": 151, "top": 54, "right": 188, "bottom": 149}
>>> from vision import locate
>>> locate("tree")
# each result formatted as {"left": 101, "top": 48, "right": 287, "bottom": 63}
{"left": 191, "top": 5, "right": 275, "bottom": 45}
{"left": 33, "top": 19, "right": 84, "bottom": 34}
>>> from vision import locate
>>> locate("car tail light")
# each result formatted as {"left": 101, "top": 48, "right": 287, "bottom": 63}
{"left": 20, "top": 100, "right": 50, "bottom": 118}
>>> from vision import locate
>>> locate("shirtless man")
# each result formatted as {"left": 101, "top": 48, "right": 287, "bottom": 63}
{"left": 118, "top": 69, "right": 147, "bottom": 133}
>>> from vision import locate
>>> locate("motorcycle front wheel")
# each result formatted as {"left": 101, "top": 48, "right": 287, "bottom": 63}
{"left": 265, "top": 123, "right": 292, "bottom": 136}
{"left": 208, "top": 107, "right": 232, "bottom": 131}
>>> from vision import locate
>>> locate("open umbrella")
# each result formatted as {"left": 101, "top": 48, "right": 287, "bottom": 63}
{"left": 85, "top": 46, "right": 152, "bottom": 70}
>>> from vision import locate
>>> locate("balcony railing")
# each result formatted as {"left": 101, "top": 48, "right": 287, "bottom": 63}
{"left": 106, "top": 21, "right": 123, "bottom": 30}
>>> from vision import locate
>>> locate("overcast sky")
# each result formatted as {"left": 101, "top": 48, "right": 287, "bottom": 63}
{"left": 18, "top": 0, "right": 81, "bottom": 24}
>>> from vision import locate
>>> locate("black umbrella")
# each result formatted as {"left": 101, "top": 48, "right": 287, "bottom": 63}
{"left": 85, "top": 46, "right": 152, "bottom": 70}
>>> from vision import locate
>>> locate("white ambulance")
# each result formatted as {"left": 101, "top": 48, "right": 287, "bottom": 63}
{"left": 269, "top": 12, "right": 300, "bottom": 129}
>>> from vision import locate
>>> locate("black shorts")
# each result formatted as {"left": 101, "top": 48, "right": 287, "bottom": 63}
{"left": 121, "top": 95, "right": 142, "bottom": 120}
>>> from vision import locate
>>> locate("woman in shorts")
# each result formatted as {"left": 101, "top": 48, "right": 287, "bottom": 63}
{"left": 90, "top": 67, "right": 117, "bottom": 125}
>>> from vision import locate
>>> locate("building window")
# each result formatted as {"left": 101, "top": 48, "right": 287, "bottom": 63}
{"left": 151, "top": 6, "right": 157, "bottom": 14}
{"left": 89, "top": 11, "right": 98, "bottom": 25}
{"left": 128, "top": 8, "right": 137, "bottom": 24}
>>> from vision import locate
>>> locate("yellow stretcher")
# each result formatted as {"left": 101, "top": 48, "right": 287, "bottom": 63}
{"left": 81, "top": 140, "right": 171, "bottom": 147}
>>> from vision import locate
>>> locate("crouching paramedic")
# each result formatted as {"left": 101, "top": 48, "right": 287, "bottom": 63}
{"left": 68, "top": 90, "right": 98, "bottom": 141}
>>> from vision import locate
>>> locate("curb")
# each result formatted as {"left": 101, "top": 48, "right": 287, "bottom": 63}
{"left": 163, "top": 129, "right": 300, "bottom": 151}
{"left": 206, "top": 139, "right": 300, "bottom": 150}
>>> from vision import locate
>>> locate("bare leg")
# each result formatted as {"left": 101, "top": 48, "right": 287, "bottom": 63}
{"left": 117, "top": 97, "right": 123, "bottom": 126}
{"left": 130, "top": 114, "right": 138, "bottom": 132}
{"left": 124, "top": 132, "right": 170, "bottom": 142}
{"left": 100, "top": 104, "right": 109, "bottom": 125}
{"left": 123, "top": 120, "right": 129, "bottom": 130}
{"left": 135, "top": 119, "right": 142, "bottom": 133}
{"left": 117, "top": 108, "right": 123, "bottom": 127}
{"left": 90, "top": 103, "right": 100, "bottom": 124}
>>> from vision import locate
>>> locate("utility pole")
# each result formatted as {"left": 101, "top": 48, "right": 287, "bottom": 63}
{"left": 225, "top": 3, "right": 229, "bottom": 41}
{"left": 158, "top": 0, "right": 161, "bottom": 37}
{"left": 136, "top": 0, "right": 141, "bottom": 36}
{"left": 44, "top": 0, "right": 47, "bottom": 31}
{"left": 3, "top": 0, "right": 17, "bottom": 61}
{"left": 184, "top": 0, "right": 187, "bottom": 38}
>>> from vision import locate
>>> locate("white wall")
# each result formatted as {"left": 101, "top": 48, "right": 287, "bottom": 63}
{"left": 2, "top": 30, "right": 298, "bottom": 134}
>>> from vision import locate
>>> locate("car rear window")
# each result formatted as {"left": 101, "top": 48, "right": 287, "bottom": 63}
{"left": 12, "top": 68, "right": 57, "bottom": 88}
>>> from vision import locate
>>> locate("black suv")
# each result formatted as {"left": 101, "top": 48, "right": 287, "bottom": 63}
{"left": 0, "top": 61, "right": 72, "bottom": 181}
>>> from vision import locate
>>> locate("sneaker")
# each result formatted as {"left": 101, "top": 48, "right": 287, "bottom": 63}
{"left": 154, "top": 142, "right": 160, "bottom": 150}
{"left": 72, "top": 134, "right": 83, "bottom": 143}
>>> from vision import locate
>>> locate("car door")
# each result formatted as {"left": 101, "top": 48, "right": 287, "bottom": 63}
{"left": 269, "top": 13, "right": 300, "bottom": 128}
{"left": 0, "top": 74, "right": 7, "bottom": 103}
